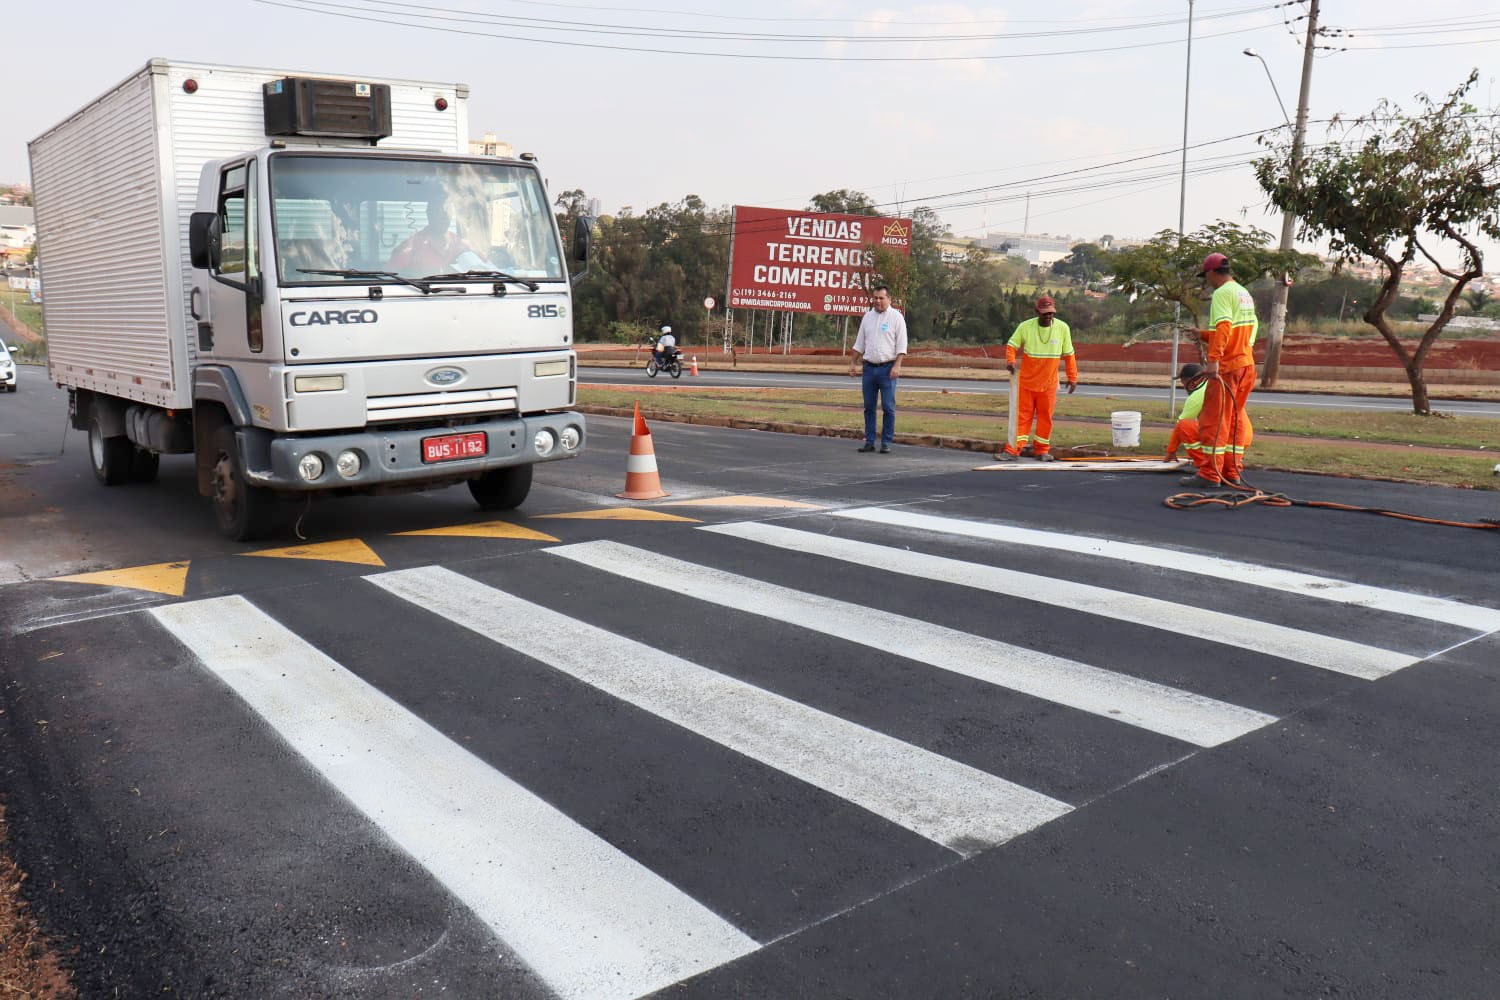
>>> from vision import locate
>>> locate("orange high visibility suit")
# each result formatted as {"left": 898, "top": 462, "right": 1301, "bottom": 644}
{"left": 1198, "top": 279, "right": 1259, "bottom": 483}
{"left": 1168, "top": 382, "right": 1253, "bottom": 475}
{"left": 1003, "top": 317, "right": 1078, "bottom": 457}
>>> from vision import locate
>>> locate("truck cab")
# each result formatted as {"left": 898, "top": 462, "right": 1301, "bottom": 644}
{"left": 187, "top": 147, "right": 586, "bottom": 537}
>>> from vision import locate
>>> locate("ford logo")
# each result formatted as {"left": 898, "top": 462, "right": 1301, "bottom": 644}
{"left": 426, "top": 367, "right": 466, "bottom": 387}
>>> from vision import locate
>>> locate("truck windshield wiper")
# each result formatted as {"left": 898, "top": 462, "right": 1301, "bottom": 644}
{"left": 421, "top": 270, "right": 540, "bottom": 292}
{"left": 296, "top": 268, "right": 432, "bottom": 294}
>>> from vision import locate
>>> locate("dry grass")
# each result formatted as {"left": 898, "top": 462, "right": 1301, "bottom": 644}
{"left": 0, "top": 806, "right": 75, "bottom": 999}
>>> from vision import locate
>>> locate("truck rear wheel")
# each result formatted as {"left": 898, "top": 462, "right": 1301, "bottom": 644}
{"left": 88, "top": 413, "right": 133, "bottom": 486}
{"left": 210, "top": 426, "right": 278, "bottom": 541}
{"left": 468, "top": 464, "right": 532, "bottom": 511}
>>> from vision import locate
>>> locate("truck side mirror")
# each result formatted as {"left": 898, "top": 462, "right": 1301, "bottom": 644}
{"left": 572, "top": 215, "right": 591, "bottom": 264}
{"left": 189, "top": 212, "right": 222, "bottom": 270}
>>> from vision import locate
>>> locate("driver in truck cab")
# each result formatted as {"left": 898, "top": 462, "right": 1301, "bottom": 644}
{"left": 387, "top": 192, "right": 482, "bottom": 274}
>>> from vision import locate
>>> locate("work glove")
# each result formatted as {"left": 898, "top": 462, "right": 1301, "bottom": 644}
{"left": 1005, "top": 363, "right": 1015, "bottom": 374}
{"left": 1164, "top": 451, "right": 1177, "bottom": 462}
{"left": 1066, "top": 381, "right": 1077, "bottom": 394}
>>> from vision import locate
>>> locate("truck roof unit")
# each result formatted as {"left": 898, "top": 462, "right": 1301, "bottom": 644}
{"left": 263, "top": 77, "right": 392, "bottom": 142}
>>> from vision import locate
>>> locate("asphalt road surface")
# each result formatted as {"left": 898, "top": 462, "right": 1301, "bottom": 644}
{"left": 2, "top": 378, "right": 1498, "bottom": 998}
{"left": 582, "top": 364, "right": 1500, "bottom": 418}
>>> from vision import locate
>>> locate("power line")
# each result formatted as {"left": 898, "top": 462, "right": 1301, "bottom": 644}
{"left": 290, "top": 0, "right": 1279, "bottom": 43}
{"left": 253, "top": 0, "right": 1284, "bottom": 61}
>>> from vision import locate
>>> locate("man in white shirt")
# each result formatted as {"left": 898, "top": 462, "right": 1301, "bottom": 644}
{"left": 846, "top": 284, "right": 908, "bottom": 453}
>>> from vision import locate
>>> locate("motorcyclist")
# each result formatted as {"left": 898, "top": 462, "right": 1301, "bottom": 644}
{"left": 652, "top": 325, "right": 678, "bottom": 368}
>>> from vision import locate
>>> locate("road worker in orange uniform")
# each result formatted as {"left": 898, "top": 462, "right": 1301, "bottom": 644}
{"left": 1183, "top": 252, "right": 1259, "bottom": 487}
{"left": 998, "top": 296, "right": 1078, "bottom": 462}
{"left": 1165, "top": 363, "right": 1253, "bottom": 476}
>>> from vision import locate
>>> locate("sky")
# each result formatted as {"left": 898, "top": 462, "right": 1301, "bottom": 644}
{"left": 7, "top": 1, "right": 1498, "bottom": 265}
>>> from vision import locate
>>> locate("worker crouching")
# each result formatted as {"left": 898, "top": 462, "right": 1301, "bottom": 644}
{"left": 1166, "top": 363, "right": 1253, "bottom": 476}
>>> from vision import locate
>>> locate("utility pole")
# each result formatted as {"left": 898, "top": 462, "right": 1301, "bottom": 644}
{"left": 1169, "top": 0, "right": 1195, "bottom": 418}
{"left": 1261, "top": 0, "right": 1320, "bottom": 388}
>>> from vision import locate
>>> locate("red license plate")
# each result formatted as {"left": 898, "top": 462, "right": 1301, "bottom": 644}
{"left": 422, "top": 431, "right": 488, "bottom": 463}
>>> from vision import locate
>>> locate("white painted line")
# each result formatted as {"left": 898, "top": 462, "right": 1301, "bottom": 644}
{"left": 835, "top": 507, "right": 1500, "bottom": 633}
{"left": 703, "top": 522, "right": 1413, "bottom": 681}
{"left": 370, "top": 565, "right": 1072, "bottom": 854}
{"left": 548, "top": 541, "right": 1276, "bottom": 748}
{"left": 150, "top": 595, "right": 757, "bottom": 1000}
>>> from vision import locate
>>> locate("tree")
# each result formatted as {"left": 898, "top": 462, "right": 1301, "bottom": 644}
{"left": 1255, "top": 71, "right": 1500, "bottom": 414}
{"left": 1050, "top": 243, "right": 1110, "bottom": 285}
{"left": 1108, "top": 222, "right": 1317, "bottom": 328}
{"left": 1464, "top": 287, "right": 1492, "bottom": 313}
{"left": 807, "top": 189, "right": 879, "bottom": 216}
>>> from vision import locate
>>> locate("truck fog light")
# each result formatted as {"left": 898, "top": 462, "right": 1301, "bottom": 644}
{"left": 298, "top": 453, "right": 325, "bottom": 481}
{"left": 559, "top": 425, "right": 581, "bottom": 451}
{"left": 533, "top": 429, "right": 557, "bottom": 457}
{"left": 335, "top": 450, "right": 362, "bottom": 479}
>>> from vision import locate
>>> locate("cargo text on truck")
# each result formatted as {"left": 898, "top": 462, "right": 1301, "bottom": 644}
{"left": 28, "top": 60, "right": 591, "bottom": 539}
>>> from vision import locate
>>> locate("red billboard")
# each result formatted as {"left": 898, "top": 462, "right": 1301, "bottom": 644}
{"left": 728, "top": 206, "right": 913, "bottom": 316}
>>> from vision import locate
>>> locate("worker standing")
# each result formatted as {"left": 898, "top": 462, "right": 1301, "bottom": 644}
{"left": 1184, "top": 253, "right": 1258, "bottom": 487}
{"left": 997, "top": 296, "right": 1078, "bottom": 461}
{"left": 1165, "top": 363, "right": 1253, "bottom": 476}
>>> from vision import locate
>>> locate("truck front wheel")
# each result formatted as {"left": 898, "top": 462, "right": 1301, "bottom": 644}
{"left": 210, "top": 426, "right": 278, "bottom": 541}
{"left": 89, "top": 413, "right": 133, "bottom": 486}
{"left": 468, "top": 464, "right": 533, "bottom": 511}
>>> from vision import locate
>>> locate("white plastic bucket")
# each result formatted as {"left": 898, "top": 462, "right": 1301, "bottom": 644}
{"left": 1110, "top": 410, "right": 1142, "bottom": 448}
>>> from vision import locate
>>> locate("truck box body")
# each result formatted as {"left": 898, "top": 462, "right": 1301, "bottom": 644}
{"left": 30, "top": 59, "right": 469, "bottom": 410}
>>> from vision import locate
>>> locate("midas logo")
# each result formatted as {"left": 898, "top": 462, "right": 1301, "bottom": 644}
{"left": 880, "top": 219, "right": 911, "bottom": 248}
{"left": 290, "top": 309, "right": 379, "bottom": 327}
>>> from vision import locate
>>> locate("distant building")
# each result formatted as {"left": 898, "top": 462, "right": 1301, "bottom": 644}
{"left": 0, "top": 205, "right": 35, "bottom": 265}
{"left": 469, "top": 131, "right": 515, "bottom": 158}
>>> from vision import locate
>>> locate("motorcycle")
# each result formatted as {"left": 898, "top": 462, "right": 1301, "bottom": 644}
{"left": 646, "top": 346, "right": 683, "bottom": 379}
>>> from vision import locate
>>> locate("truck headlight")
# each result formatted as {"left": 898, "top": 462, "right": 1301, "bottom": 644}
{"left": 298, "top": 453, "right": 326, "bottom": 481}
{"left": 559, "top": 425, "right": 581, "bottom": 451}
{"left": 335, "top": 450, "right": 362, "bottom": 479}
{"left": 534, "top": 360, "right": 570, "bottom": 378}
{"left": 533, "top": 429, "right": 557, "bottom": 457}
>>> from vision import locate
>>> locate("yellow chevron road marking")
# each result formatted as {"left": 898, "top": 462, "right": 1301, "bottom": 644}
{"left": 662, "top": 495, "right": 823, "bottom": 509}
{"left": 53, "top": 561, "right": 192, "bottom": 597}
{"left": 395, "top": 521, "right": 560, "bottom": 542}
{"left": 536, "top": 508, "right": 701, "bottom": 523}
{"left": 241, "top": 539, "right": 386, "bottom": 567}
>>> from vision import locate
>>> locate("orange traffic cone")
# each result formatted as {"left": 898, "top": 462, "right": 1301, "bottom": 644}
{"left": 690, "top": 356, "right": 700, "bottom": 376}
{"left": 617, "top": 402, "right": 669, "bottom": 500}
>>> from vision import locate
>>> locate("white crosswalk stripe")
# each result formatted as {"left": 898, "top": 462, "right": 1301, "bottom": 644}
{"left": 834, "top": 506, "right": 1500, "bottom": 633}
{"left": 150, "top": 595, "right": 759, "bottom": 1000}
{"left": 549, "top": 540, "right": 1279, "bottom": 748}
{"left": 701, "top": 521, "right": 1413, "bottom": 680}
{"left": 370, "top": 565, "right": 1073, "bottom": 854}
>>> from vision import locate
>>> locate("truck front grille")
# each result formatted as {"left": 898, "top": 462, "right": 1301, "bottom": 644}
{"left": 366, "top": 387, "right": 519, "bottom": 423}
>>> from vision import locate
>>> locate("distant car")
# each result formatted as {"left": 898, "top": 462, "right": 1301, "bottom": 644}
{"left": 0, "top": 341, "right": 16, "bottom": 392}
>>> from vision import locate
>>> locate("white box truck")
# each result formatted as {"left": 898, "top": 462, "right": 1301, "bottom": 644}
{"left": 29, "top": 59, "right": 589, "bottom": 539}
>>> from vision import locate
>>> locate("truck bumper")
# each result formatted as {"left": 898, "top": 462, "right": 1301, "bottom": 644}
{"left": 239, "top": 411, "right": 586, "bottom": 491}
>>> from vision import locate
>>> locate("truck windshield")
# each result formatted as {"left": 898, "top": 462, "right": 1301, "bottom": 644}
{"left": 269, "top": 154, "right": 564, "bottom": 286}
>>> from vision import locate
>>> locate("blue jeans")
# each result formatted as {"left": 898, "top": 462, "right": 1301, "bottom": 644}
{"left": 861, "top": 362, "right": 897, "bottom": 446}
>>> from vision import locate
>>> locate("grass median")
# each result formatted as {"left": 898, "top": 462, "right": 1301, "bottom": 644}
{"left": 578, "top": 385, "right": 1500, "bottom": 490}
